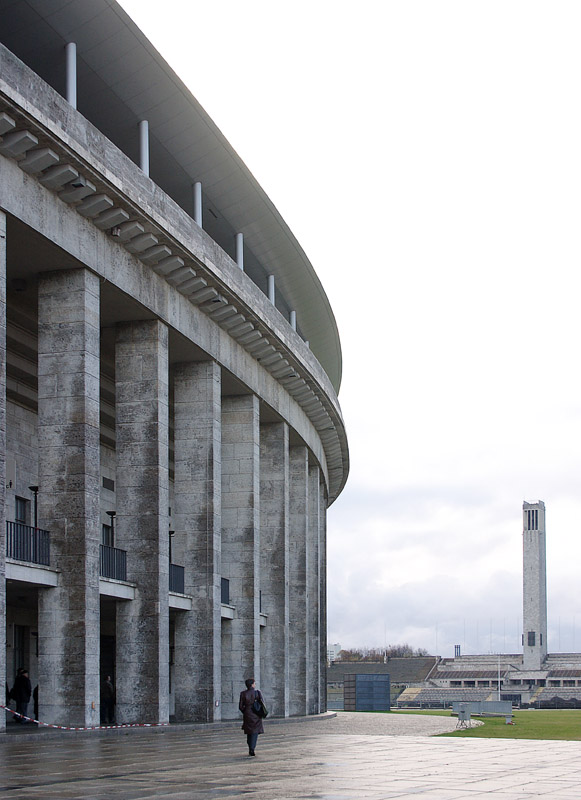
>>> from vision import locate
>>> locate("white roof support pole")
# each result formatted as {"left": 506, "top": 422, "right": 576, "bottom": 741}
{"left": 139, "top": 120, "right": 150, "bottom": 175}
{"left": 235, "top": 233, "right": 244, "bottom": 270}
{"left": 236, "top": 233, "right": 244, "bottom": 272}
{"left": 290, "top": 310, "right": 297, "bottom": 331}
{"left": 193, "top": 182, "right": 203, "bottom": 227}
{"left": 268, "top": 274, "right": 275, "bottom": 305}
{"left": 65, "top": 43, "right": 77, "bottom": 109}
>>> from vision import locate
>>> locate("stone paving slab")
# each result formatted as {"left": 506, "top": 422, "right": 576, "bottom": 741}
{"left": 2, "top": 712, "right": 581, "bottom": 799}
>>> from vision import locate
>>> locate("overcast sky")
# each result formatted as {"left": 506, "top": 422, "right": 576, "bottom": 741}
{"left": 119, "top": 0, "right": 581, "bottom": 658}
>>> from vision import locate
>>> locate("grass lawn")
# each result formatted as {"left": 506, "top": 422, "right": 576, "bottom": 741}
{"left": 394, "top": 708, "right": 581, "bottom": 740}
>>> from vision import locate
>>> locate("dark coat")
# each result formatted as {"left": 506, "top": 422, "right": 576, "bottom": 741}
{"left": 11, "top": 674, "right": 31, "bottom": 703}
{"left": 239, "top": 688, "right": 265, "bottom": 735}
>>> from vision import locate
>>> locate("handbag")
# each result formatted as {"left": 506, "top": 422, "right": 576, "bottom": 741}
{"left": 252, "top": 690, "right": 268, "bottom": 718}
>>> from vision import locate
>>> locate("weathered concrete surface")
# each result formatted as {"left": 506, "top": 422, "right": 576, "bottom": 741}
{"left": 221, "top": 394, "right": 260, "bottom": 719}
{"left": 115, "top": 320, "right": 170, "bottom": 725}
{"left": 173, "top": 360, "right": 222, "bottom": 722}
{"left": 259, "top": 421, "right": 289, "bottom": 718}
{"left": 307, "top": 465, "right": 321, "bottom": 714}
{"left": 288, "top": 445, "right": 308, "bottom": 717}
{"left": 37, "top": 269, "right": 101, "bottom": 727}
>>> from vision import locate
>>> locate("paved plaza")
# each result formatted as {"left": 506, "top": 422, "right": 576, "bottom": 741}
{"left": 2, "top": 712, "right": 581, "bottom": 799}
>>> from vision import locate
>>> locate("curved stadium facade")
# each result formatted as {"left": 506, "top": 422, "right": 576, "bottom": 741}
{"left": 0, "top": 0, "right": 348, "bottom": 728}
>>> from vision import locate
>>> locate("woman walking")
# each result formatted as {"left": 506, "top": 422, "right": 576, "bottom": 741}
{"left": 239, "top": 678, "right": 264, "bottom": 756}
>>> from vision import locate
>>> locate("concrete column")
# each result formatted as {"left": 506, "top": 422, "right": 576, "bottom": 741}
{"left": 115, "top": 320, "right": 169, "bottom": 724}
{"left": 522, "top": 500, "right": 548, "bottom": 670}
{"left": 319, "top": 483, "right": 328, "bottom": 712}
{"left": 139, "top": 120, "right": 149, "bottom": 176}
{"left": 37, "top": 268, "right": 101, "bottom": 727}
{"left": 221, "top": 394, "right": 260, "bottom": 719}
{"left": 65, "top": 43, "right": 77, "bottom": 109}
{"left": 288, "top": 446, "right": 308, "bottom": 716}
{"left": 173, "top": 361, "right": 222, "bottom": 722}
{"left": 0, "top": 212, "right": 6, "bottom": 732}
{"left": 307, "top": 464, "right": 321, "bottom": 714}
{"left": 235, "top": 233, "right": 244, "bottom": 270}
{"left": 268, "top": 275, "right": 275, "bottom": 305}
{"left": 259, "top": 422, "right": 289, "bottom": 717}
{"left": 289, "top": 310, "right": 297, "bottom": 331}
{"left": 193, "top": 182, "right": 202, "bottom": 227}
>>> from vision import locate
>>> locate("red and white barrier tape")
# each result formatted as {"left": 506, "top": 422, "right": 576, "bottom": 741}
{"left": 1, "top": 704, "right": 169, "bottom": 731}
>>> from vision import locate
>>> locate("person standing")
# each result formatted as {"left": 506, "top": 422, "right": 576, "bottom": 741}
{"left": 100, "top": 675, "right": 115, "bottom": 724}
{"left": 11, "top": 668, "right": 32, "bottom": 723}
{"left": 239, "top": 678, "right": 264, "bottom": 756}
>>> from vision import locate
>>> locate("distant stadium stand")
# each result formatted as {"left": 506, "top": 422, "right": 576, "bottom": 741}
{"left": 396, "top": 687, "right": 492, "bottom": 708}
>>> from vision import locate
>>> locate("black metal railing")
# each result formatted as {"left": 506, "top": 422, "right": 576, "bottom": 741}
{"left": 6, "top": 521, "right": 50, "bottom": 566}
{"left": 99, "top": 544, "right": 127, "bottom": 581}
{"left": 169, "top": 563, "right": 185, "bottom": 594}
{"left": 221, "top": 577, "right": 230, "bottom": 605}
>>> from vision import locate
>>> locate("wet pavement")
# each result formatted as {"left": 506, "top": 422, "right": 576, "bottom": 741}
{"left": 2, "top": 712, "right": 581, "bottom": 799}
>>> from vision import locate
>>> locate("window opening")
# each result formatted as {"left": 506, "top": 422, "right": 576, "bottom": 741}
{"left": 15, "top": 497, "right": 28, "bottom": 524}
{"left": 102, "top": 524, "right": 114, "bottom": 547}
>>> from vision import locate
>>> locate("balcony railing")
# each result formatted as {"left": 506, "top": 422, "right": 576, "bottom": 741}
{"left": 6, "top": 521, "right": 50, "bottom": 566}
{"left": 99, "top": 544, "right": 127, "bottom": 581}
{"left": 169, "top": 563, "right": 185, "bottom": 594}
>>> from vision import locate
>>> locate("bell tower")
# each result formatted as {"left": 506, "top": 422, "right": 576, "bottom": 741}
{"left": 522, "top": 501, "right": 547, "bottom": 670}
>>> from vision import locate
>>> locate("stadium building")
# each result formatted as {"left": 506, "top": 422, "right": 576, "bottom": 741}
{"left": 0, "top": 0, "right": 349, "bottom": 728}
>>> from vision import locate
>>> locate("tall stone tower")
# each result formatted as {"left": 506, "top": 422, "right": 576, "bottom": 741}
{"left": 522, "top": 501, "right": 547, "bottom": 670}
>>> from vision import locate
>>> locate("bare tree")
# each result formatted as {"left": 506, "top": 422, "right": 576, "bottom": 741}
{"left": 335, "top": 643, "right": 429, "bottom": 662}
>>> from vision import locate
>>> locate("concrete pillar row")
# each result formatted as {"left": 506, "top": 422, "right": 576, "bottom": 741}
{"left": 173, "top": 360, "right": 222, "bottom": 722}
{"left": 0, "top": 211, "right": 6, "bottom": 732}
{"left": 114, "top": 319, "right": 170, "bottom": 724}
{"left": 259, "top": 421, "right": 289, "bottom": 717}
{"left": 288, "top": 445, "right": 309, "bottom": 717}
{"left": 220, "top": 394, "right": 260, "bottom": 719}
{"left": 37, "top": 267, "right": 101, "bottom": 727}
{"left": 307, "top": 464, "right": 321, "bottom": 714}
